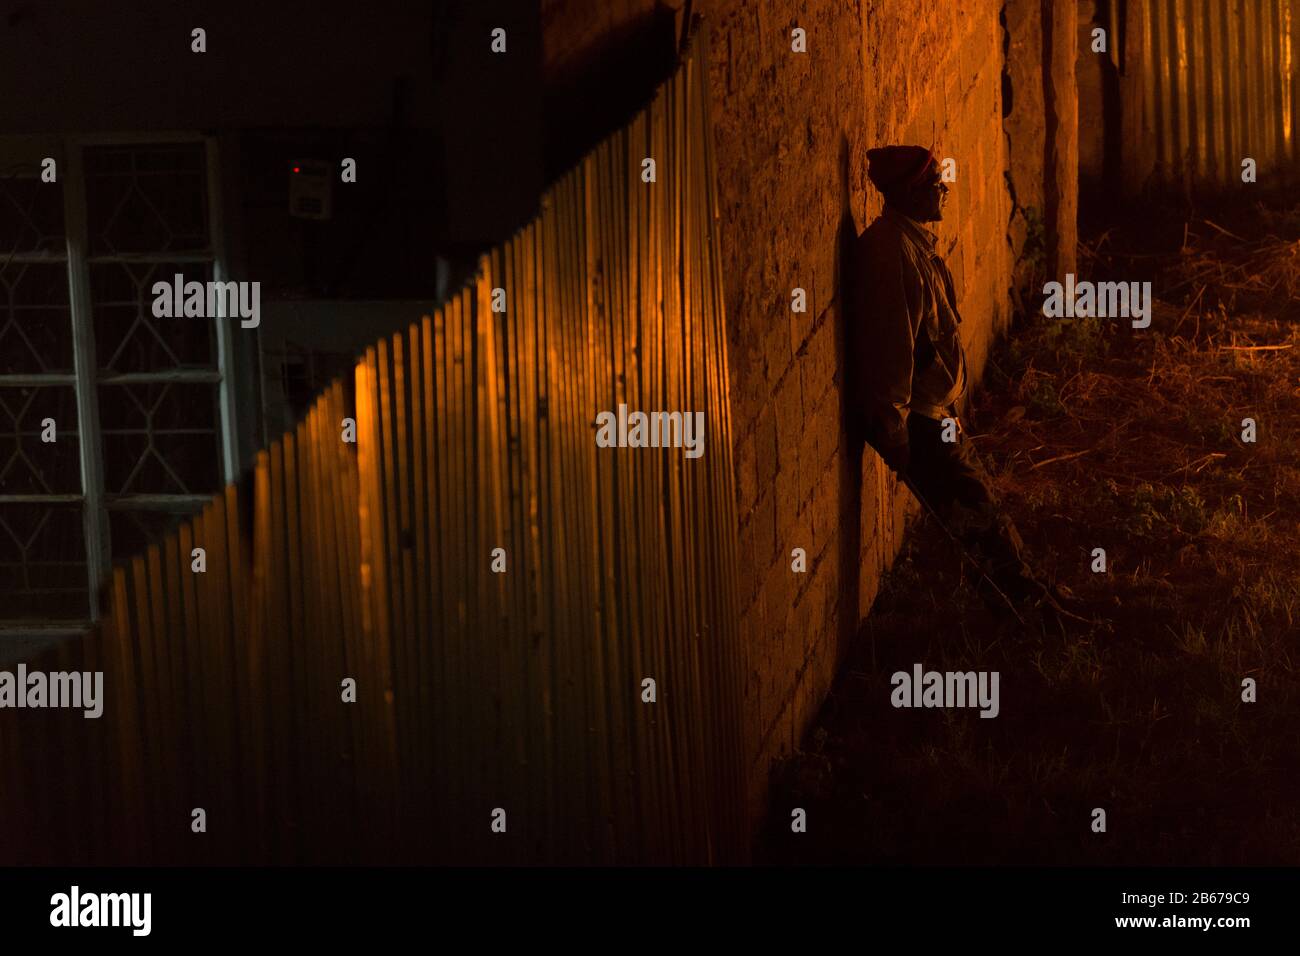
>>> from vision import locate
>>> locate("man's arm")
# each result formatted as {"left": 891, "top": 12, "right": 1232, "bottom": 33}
{"left": 855, "top": 239, "right": 923, "bottom": 461}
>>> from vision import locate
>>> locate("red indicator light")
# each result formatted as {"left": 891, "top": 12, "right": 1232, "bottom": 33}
{"left": 292, "top": 166, "right": 300, "bottom": 173}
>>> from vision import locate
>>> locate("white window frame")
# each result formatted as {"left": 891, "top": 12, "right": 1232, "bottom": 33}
{"left": 0, "top": 132, "right": 240, "bottom": 628}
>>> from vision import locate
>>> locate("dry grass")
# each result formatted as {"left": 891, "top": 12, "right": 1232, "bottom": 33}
{"left": 759, "top": 198, "right": 1300, "bottom": 865}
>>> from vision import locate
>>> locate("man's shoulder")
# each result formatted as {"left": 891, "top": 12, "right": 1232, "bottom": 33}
{"left": 855, "top": 213, "right": 914, "bottom": 267}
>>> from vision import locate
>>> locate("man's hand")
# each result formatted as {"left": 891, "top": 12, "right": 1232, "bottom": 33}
{"left": 879, "top": 438, "right": 910, "bottom": 474}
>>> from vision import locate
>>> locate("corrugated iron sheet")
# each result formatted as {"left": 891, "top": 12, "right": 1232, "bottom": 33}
{"left": 1126, "top": 0, "right": 1297, "bottom": 188}
{"left": 0, "top": 22, "right": 747, "bottom": 866}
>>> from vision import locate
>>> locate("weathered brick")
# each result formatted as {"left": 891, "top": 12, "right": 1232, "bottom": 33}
{"left": 799, "top": 313, "right": 837, "bottom": 408}
{"left": 735, "top": 428, "right": 758, "bottom": 512}
{"left": 775, "top": 452, "right": 800, "bottom": 544}
{"left": 812, "top": 386, "right": 840, "bottom": 475}
{"left": 761, "top": 551, "right": 796, "bottom": 645}
{"left": 737, "top": 517, "right": 759, "bottom": 608}
{"left": 795, "top": 423, "right": 820, "bottom": 508}
{"left": 789, "top": 505, "right": 813, "bottom": 595}
{"left": 788, "top": 279, "right": 815, "bottom": 358}
{"left": 773, "top": 366, "right": 804, "bottom": 466}
{"left": 754, "top": 400, "right": 778, "bottom": 490}
{"left": 739, "top": 593, "right": 763, "bottom": 653}
{"left": 752, "top": 486, "right": 776, "bottom": 571}
{"left": 780, "top": 606, "right": 803, "bottom": 698}
{"left": 762, "top": 299, "right": 791, "bottom": 379}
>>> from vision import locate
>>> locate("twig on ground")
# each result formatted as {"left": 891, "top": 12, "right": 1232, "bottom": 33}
{"left": 1028, "top": 449, "right": 1091, "bottom": 471}
{"left": 1201, "top": 219, "right": 1249, "bottom": 242}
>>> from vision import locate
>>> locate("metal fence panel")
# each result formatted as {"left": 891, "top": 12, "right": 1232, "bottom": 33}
{"left": 0, "top": 25, "right": 746, "bottom": 866}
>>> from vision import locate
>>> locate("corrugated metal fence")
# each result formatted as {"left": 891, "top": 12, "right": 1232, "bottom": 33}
{"left": 0, "top": 25, "right": 748, "bottom": 865}
{"left": 1122, "top": 0, "right": 1297, "bottom": 190}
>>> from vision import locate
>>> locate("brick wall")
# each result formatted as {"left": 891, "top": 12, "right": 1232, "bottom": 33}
{"left": 544, "top": 0, "right": 1019, "bottom": 830}
{"left": 1004, "top": 0, "right": 1047, "bottom": 297}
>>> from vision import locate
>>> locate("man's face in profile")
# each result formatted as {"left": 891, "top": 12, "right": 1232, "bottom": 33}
{"left": 884, "top": 163, "right": 948, "bottom": 222}
{"left": 912, "top": 167, "right": 948, "bottom": 222}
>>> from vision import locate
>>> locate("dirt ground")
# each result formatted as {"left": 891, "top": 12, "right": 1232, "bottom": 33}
{"left": 759, "top": 194, "right": 1300, "bottom": 865}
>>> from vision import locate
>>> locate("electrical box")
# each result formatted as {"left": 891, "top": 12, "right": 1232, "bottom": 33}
{"left": 289, "top": 159, "right": 332, "bottom": 220}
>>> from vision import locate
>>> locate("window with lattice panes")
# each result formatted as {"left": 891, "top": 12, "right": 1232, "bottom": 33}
{"left": 0, "top": 137, "right": 239, "bottom": 628}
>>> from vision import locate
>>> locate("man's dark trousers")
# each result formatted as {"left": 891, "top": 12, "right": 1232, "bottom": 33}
{"left": 903, "top": 412, "right": 1040, "bottom": 604}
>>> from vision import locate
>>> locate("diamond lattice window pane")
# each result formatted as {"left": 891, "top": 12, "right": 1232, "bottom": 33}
{"left": 98, "top": 381, "right": 220, "bottom": 495}
{"left": 0, "top": 385, "right": 81, "bottom": 495}
{"left": 0, "top": 502, "right": 88, "bottom": 620}
{"left": 0, "top": 174, "right": 66, "bottom": 255}
{"left": 91, "top": 260, "right": 216, "bottom": 373}
{"left": 85, "top": 144, "right": 210, "bottom": 256}
{"left": 0, "top": 262, "right": 74, "bottom": 374}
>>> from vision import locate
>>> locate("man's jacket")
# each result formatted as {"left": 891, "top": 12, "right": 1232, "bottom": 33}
{"left": 850, "top": 205, "right": 968, "bottom": 448}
